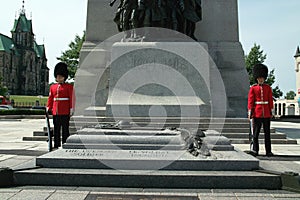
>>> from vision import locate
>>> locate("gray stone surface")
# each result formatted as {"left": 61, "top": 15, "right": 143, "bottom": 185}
{"left": 1, "top": 119, "right": 300, "bottom": 197}
{"left": 47, "top": 191, "right": 89, "bottom": 200}
{"left": 35, "top": 147, "right": 258, "bottom": 171}
{"left": 2, "top": 187, "right": 300, "bottom": 200}
{"left": 106, "top": 42, "right": 212, "bottom": 117}
{"left": 14, "top": 168, "right": 281, "bottom": 189}
{"left": 8, "top": 189, "right": 53, "bottom": 200}
{"left": 0, "top": 193, "right": 15, "bottom": 200}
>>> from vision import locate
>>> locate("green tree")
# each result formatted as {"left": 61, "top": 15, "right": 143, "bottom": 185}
{"left": 245, "top": 43, "right": 267, "bottom": 84}
{"left": 245, "top": 43, "right": 283, "bottom": 99}
{"left": 57, "top": 31, "right": 85, "bottom": 80}
{"left": 285, "top": 90, "right": 296, "bottom": 100}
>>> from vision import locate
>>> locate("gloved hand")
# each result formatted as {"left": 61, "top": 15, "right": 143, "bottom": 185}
{"left": 46, "top": 107, "right": 52, "bottom": 115}
{"left": 70, "top": 108, "right": 74, "bottom": 116}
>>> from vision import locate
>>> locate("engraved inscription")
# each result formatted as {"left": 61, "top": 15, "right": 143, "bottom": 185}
{"left": 65, "top": 149, "right": 104, "bottom": 157}
{"left": 129, "top": 150, "right": 169, "bottom": 158}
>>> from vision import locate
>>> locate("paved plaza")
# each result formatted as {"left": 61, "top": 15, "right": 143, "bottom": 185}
{"left": 0, "top": 118, "right": 299, "bottom": 199}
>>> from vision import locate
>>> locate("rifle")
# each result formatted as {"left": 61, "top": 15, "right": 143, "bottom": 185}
{"left": 44, "top": 107, "right": 53, "bottom": 152}
{"left": 249, "top": 118, "right": 254, "bottom": 151}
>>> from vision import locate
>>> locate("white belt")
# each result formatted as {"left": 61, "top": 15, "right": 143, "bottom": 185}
{"left": 255, "top": 101, "right": 268, "bottom": 105}
{"left": 54, "top": 98, "right": 69, "bottom": 101}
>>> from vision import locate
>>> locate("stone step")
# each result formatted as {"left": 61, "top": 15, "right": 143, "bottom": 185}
{"left": 230, "top": 138, "right": 298, "bottom": 144}
{"left": 36, "top": 148, "right": 256, "bottom": 170}
{"left": 42, "top": 127, "right": 76, "bottom": 132}
{"left": 40, "top": 126, "right": 276, "bottom": 134}
{"left": 14, "top": 168, "right": 281, "bottom": 189}
{"left": 35, "top": 130, "right": 283, "bottom": 139}
{"left": 33, "top": 131, "right": 48, "bottom": 136}
{"left": 69, "top": 121, "right": 251, "bottom": 128}
{"left": 71, "top": 116, "right": 250, "bottom": 124}
{"left": 23, "top": 135, "right": 298, "bottom": 144}
{"left": 222, "top": 132, "right": 287, "bottom": 139}
{"left": 23, "top": 136, "right": 49, "bottom": 141}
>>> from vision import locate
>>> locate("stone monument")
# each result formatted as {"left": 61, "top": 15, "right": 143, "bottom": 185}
{"left": 14, "top": 1, "right": 283, "bottom": 190}
{"left": 76, "top": 0, "right": 249, "bottom": 118}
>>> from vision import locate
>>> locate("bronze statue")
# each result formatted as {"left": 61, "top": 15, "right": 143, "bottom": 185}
{"left": 110, "top": 0, "right": 202, "bottom": 40}
{"left": 165, "top": 0, "right": 185, "bottom": 32}
{"left": 138, "top": 0, "right": 167, "bottom": 28}
{"left": 110, "top": 0, "right": 139, "bottom": 37}
{"left": 109, "top": 0, "right": 124, "bottom": 32}
{"left": 183, "top": 0, "right": 202, "bottom": 40}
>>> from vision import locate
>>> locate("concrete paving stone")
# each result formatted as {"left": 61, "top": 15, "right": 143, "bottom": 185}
{"left": 0, "top": 143, "right": 40, "bottom": 150}
{"left": 14, "top": 186, "right": 77, "bottom": 191}
{"left": 200, "top": 193, "right": 236, "bottom": 197}
{"left": 274, "top": 198, "right": 300, "bottom": 200}
{"left": 9, "top": 155, "right": 35, "bottom": 160}
{"left": 212, "top": 189, "right": 273, "bottom": 194}
{"left": 0, "top": 188, "right": 21, "bottom": 193}
{"left": 143, "top": 188, "right": 211, "bottom": 194}
{"left": 0, "top": 193, "right": 16, "bottom": 200}
{"left": 0, "top": 156, "right": 35, "bottom": 168}
{"left": 12, "top": 158, "right": 36, "bottom": 170}
{"left": 48, "top": 191, "right": 89, "bottom": 200}
{"left": 259, "top": 160, "right": 300, "bottom": 172}
{"left": 0, "top": 155, "right": 15, "bottom": 161}
{"left": 0, "top": 149, "right": 46, "bottom": 157}
{"left": 8, "top": 189, "right": 54, "bottom": 200}
{"left": 234, "top": 192, "right": 275, "bottom": 197}
{"left": 146, "top": 192, "right": 198, "bottom": 197}
{"left": 272, "top": 193, "right": 300, "bottom": 198}
{"left": 54, "top": 190, "right": 90, "bottom": 194}
{"left": 77, "top": 187, "right": 144, "bottom": 192}
{"left": 90, "top": 191, "right": 198, "bottom": 197}
{"left": 86, "top": 193, "right": 199, "bottom": 200}
{"left": 203, "top": 198, "right": 237, "bottom": 200}
{"left": 198, "top": 195, "right": 237, "bottom": 200}
{"left": 236, "top": 197, "right": 273, "bottom": 200}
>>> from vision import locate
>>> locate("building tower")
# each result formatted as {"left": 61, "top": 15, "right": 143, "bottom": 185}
{"left": 294, "top": 47, "right": 300, "bottom": 100}
{"left": 294, "top": 46, "right": 300, "bottom": 114}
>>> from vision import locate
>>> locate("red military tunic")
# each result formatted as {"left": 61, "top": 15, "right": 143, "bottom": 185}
{"left": 248, "top": 83, "right": 273, "bottom": 118}
{"left": 47, "top": 83, "right": 74, "bottom": 115}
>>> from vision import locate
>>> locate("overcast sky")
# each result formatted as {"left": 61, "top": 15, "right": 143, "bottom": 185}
{"left": 0, "top": 0, "right": 299, "bottom": 96}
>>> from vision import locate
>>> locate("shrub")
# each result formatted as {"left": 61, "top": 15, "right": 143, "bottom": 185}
{"left": 0, "top": 109, "right": 45, "bottom": 115}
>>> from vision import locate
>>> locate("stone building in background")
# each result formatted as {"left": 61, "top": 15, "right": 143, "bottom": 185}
{"left": 0, "top": 4, "right": 49, "bottom": 96}
{"left": 274, "top": 47, "right": 300, "bottom": 116}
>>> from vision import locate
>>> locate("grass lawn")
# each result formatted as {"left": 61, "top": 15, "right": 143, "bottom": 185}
{"left": 10, "top": 95, "right": 48, "bottom": 106}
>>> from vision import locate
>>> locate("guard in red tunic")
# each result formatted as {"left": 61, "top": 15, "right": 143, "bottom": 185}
{"left": 47, "top": 62, "right": 74, "bottom": 148}
{"left": 248, "top": 63, "right": 274, "bottom": 157}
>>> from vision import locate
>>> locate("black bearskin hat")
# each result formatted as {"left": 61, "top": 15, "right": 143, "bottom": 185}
{"left": 54, "top": 62, "right": 68, "bottom": 79}
{"left": 253, "top": 63, "right": 268, "bottom": 81}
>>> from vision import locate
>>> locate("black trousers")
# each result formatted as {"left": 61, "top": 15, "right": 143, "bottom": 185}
{"left": 252, "top": 118, "right": 272, "bottom": 154}
{"left": 53, "top": 115, "right": 70, "bottom": 148}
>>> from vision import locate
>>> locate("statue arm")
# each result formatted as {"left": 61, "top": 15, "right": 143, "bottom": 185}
{"left": 110, "top": 0, "right": 118, "bottom": 7}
